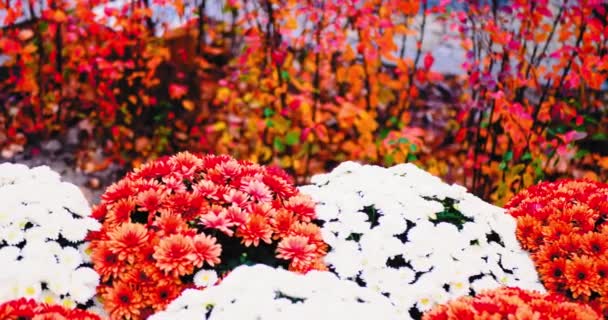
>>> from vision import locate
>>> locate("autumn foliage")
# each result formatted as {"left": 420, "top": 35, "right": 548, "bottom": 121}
{"left": 0, "top": 0, "right": 606, "bottom": 203}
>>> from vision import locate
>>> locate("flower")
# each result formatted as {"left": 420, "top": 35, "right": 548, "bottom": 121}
{"left": 299, "top": 161, "right": 543, "bottom": 317}
{"left": 101, "top": 281, "right": 143, "bottom": 320}
{"left": 0, "top": 298, "right": 102, "bottom": 320}
{"left": 423, "top": 287, "right": 600, "bottom": 320}
{"left": 193, "top": 270, "right": 218, "bottom": 287}
{"left": 565, "top": 255, "right": 599, "bottom": 299}
{"left": 107, "top": 222, "right": 149, "bottom": 263}
{"left": 149, "top": 264, "right": 401, "bottom": 320}
{"left": 191, "top": 234, "right": 222, "bottom": 268}
{"left": 88, "top": 153, "right": 327, "bottom": 318}
{"left": 153, "top": 234, "right": 196, "bottom": 277}
{"left": 0, "top": 164, "right": 99, "bottom": 309}
{"left": 506, "top": 179, "right": 608, "bottom": 315}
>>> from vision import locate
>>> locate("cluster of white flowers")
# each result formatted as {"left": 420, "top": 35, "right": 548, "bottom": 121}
{"left": 0, "top": 163, "right": 102, "bottom": 310}
{"left": 298, "top": 161, "right": 545, "bottom": 318}
{"left": 150, "top": 264, "right": 400, "bottom": 320}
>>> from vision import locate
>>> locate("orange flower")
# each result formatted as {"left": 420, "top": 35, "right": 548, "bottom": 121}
{"left": 538, "top": 258, "right": 567, "bottom": 292}
{"left": 107, "top": 222, "right": 149, "bottom": 263}
{"left": 191, "top": 234, "right": 222, "bottom": 267}
{"left": 101, "top": 281, "right": 143, "bottom": 320}
{"left": 581, "top": 232, "right": 608, "bottom": 256}
{"left": 153, "top": 210, "right": 189, "bottom": 237}
{"left": 565, "top": 255, "right": 599, "bottom": 299}
{"left": 106, "top": 198, "right": 136, "bottom": 227}
{"left": 153, "top": 234, "right": 196, "bottom": 276}
{"left": 90, "top": 242, "right": 123, "bottom": 281}
{"left": 515, "top": 215, "right": 543, "bottom": 251}
{"left": 237, "top": 214, "right": 273, "bottom": 247}
{"left": 271, "top": 209, "right": 298, "bottom": 239}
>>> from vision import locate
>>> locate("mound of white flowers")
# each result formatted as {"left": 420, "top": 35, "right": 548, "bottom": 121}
{"left": 0, "top": 163, "right": 101, "bottom": 310}
{"left": 298, "top": 162, "right": 545, "bottom": 318}
{"left": 150, "top": 264, "right": 400, "bottom": 320}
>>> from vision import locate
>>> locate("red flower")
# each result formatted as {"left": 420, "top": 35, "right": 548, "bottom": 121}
{"left": 106, "top": 198, "right": 136, "bottom": 227}
{"left": 507, "top": 179, "right": 608, "bottom": 315}
{"left": 423, "top": 287, "right": 600, "bottom": 320}
{"left": 0, "top": 298, "right": 101, "bottom": 320}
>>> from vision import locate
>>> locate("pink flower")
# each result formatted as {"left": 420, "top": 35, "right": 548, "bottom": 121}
{"left": 241, "top": 179, "right": 273, "bottom": 202}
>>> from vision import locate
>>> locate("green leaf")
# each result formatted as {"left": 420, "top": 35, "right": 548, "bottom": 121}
{"left": 265, "top": 119, "right": 274, "bottom": 128}
{"left": 384, "top": 154, "right": 395, "bottom": 166}
{"left": 263, "top": 107, "right": 274, "bottom": 117}
{"left": 575, "top": 149, "right": 590, "bottom": 160}
{"left": 521, "top": 152, "right": 532, "bottom": 161}
{"left": 499, "top": 161, "right": 507, "bottom": 171}
{"left": 273, "top": 137, "right": 285, "bottom": 153}
{"left": 504, "top": 150, "right": 513, "bottom": 161}
{"left": 407, "top": 153, "right": 417, "bottom": 162}
{"left": 379, "top": 127, "right": 390, "bottom": 139}
{"left": 285, "top": 131, "right": 299, "bottom": 146}
{"left": 281, "top": 70, "right": 290, "bottom": 80}
{"left": 592, "top": 132, "right": 608, "bottom": 141}
{"left": 389, "top": 116, "right": 399, "bottom": 126}
{"left": 409, "top": 144, "right": 418, "bottom": 152}
{"left": 39, "top": 21, "right": 48, "bottom": 33}
{"left": 397, "top": 137, "right": 409, "bottom": 144}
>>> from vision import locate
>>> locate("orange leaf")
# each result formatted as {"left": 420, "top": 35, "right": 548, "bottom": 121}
{"left": 182, "top": 100, "right": 195, "bottom": 111}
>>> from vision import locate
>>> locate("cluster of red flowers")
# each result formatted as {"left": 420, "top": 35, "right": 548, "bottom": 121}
{"left": 0, "top": 298, "right": 102, "bottom": 320}
{"left": 506, "top": 179, "right": 608, "bottom": 317}
{"left": 423, "top": 287, "right": 601, "bottom": 320}
{"left": 87, "top": 152, "right": 328, "bottom": 319}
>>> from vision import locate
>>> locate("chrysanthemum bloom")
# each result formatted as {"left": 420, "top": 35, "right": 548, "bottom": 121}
{"left": 299, "top": 162, "right": 544, "bottom": 316}
{"left": 0, "top": 164, "right": 101, "bottom": 312}
{"left": 0, "top": 298, "right": 102, "bottom": 320}
{"left": 88, "top": 152, "right": 327, "bottom": 319}
{"left": 506, "top": 179, "right": 608, "bottom": 316}
{"left": 423, "top": 287, "right": 601, "bottom": 320}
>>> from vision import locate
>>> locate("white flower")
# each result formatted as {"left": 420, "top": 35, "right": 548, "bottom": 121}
{"left": 194, "top": 269, "right": 218, "bottom": 288}
{"left": 0, "top": 163, "right": 99, "bottom": 308}
{"left": 150, "top": 264, "right": 400, "bottom": 320}
{"left": 298, "top": 161, "right": 544, "bottom": 317}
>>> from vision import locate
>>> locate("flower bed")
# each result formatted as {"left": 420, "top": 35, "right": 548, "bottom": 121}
{"left": 149, "top": 264, "right": 400, "bottom": 320}
{"left": 299, "top": 161, "right": 544, "bottom": 318}
{"left": 87, "top": 152, "right": 327, "bottom": 319}
{"left": 0, "top": 298, "right": 103, "bottom": 320}
{"left": 423, "top": 287, "right": 600, "bottom": 319}
{"left": 6, "top": 156, "right": 608, "bottom": 320}
{"left": 506, "top": 179, "right": 608, "bottom": 317}
{"left": 0, "top": 163, "right": 102, "bottom": 313}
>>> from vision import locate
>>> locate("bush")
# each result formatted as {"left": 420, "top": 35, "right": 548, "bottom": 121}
{"left": 298, "top": 161, "right": 544, "bottom": 318}
{"left": 0, "top": 163, "right": 101, "bottom": 311}
{"left": 87, "top": 152, "right": 327, "bottom": 319}
{"left": 149, "top": 264, "right": 400, "bottom": 320}
{"left": 423, "top": 287, "right": 601, "bottom": 320}
{"left": 0, "top": 298, "right": 102, "bottom": 320}
{"left": 506, "top": 179, "right": 608, "bottom": 317}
